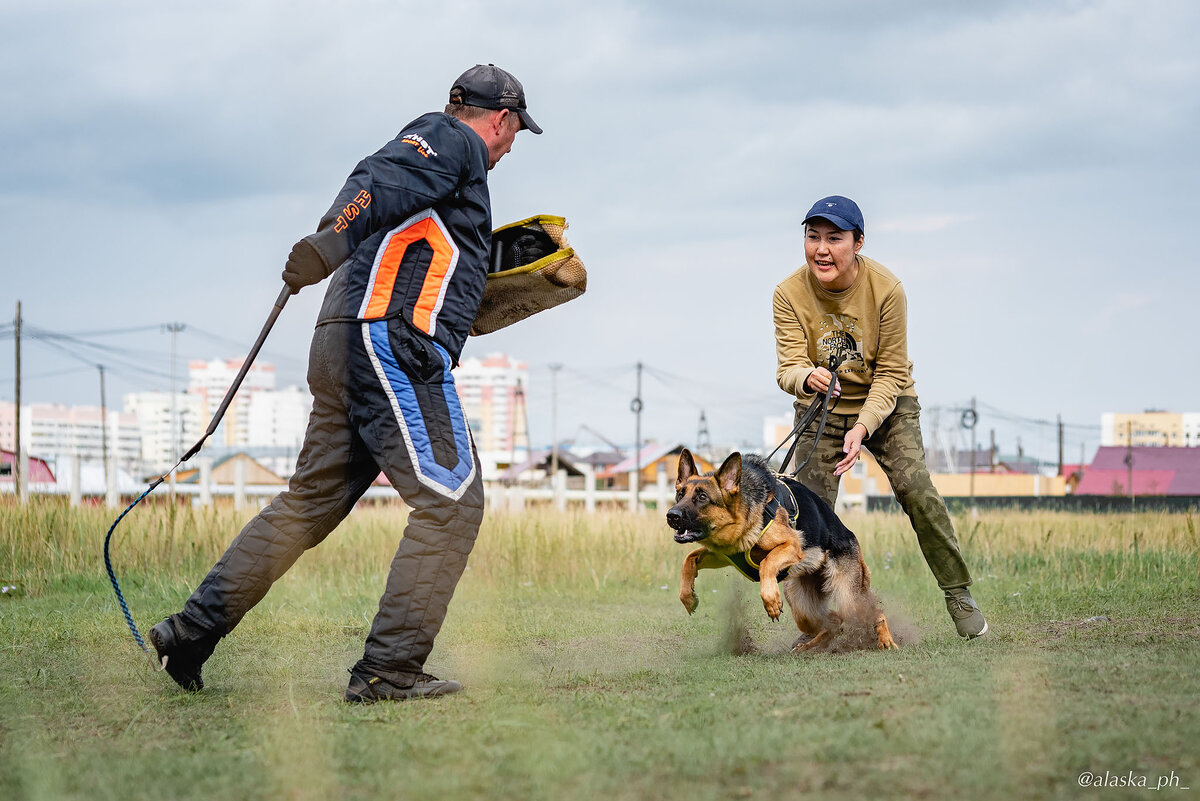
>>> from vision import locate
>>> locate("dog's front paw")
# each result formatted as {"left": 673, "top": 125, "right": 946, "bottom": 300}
{"left": 681, "top": 591, "right": 699, "bottom": 615}
{"left": 761, "top": 591, "right": 783, "bottom": 621}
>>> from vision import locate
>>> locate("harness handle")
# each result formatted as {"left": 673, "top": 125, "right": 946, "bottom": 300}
{"left": 767, "top": 355, "right": 842, "bottom": 477}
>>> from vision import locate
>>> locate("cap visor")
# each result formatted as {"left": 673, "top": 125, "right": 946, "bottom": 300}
{"left": 803, "top": 212, "right": 856, "bottom": 231}
{"left": 518, "top": 109, "right": 543, "bottom": 135}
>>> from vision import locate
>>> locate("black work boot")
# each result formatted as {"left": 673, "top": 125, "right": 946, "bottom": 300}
{"left": 148, "top": 616, "right": 219, "bottom": 691}
{"left": 344, "top": 666, "right": 462, "bottom": 703}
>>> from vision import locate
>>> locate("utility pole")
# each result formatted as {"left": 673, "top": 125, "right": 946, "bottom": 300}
{"left": 962, "top": 397, "right": 978, "bottom": 507}
{"left": 1124, "top": 420, "right": 1134, "bottom": 509}
{"left": 13, "top": 301, "right": 22, "bottom": 503}
{"left": 630, "top": 361, "right": 643, "bottom": 511}
{"left": 99, "top": 364, "right": 110, "bottom": 500}
{"left": 549, "top": 362, "right": 561, "bottom": 479}
{"left": 989, "top": 428, "right": 996, "bottom": 472}
{"left": 1057, "top": 414, "right": 1064, "bottom": 476}
{"left": 164, "top": 322, "right": 185, "bottom": 498}
{"left": 509, "top": 378, "right": 525, "bottom": 480}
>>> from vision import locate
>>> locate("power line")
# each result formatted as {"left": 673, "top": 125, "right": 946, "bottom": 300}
{"left": 185, "top": 324, "right": 305, "bottom": 369}
{"left": 641, "top": 363, "right": 784, "bottom": 409}
{"left": 0, "top": 365, "right": 95, "bottom": 383}
{"left": 24, "top": 330, "right": 175, "bottom": 382}
{"left": 974, "top": 401, "right": 1100, "bottom": 431}
{"left": 38, "top": 324, "right": 164, "bottom": 337}
{"left": 558, "top": 364, "right": 635, "bottom": 397}
{"left": 25, "top": 325, "right": 168, "bottom": 364}
{"left": 641, "top": 365, "right": 703, "bottom": 410}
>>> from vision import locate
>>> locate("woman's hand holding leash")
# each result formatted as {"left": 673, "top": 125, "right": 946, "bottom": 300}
{"left": 806, "top": 367, "right": 841, "bottom": 397}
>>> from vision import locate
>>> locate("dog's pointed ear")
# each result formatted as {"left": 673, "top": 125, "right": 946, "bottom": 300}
{"left": 715, "top": 452, "right": 741, "bottom": 497}
{"left": 676, "top": 448, "right": 697, "bottom": 489}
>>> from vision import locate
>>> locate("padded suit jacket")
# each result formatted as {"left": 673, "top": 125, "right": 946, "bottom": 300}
{"left": 307, "top": 112, "right": 492, "bottom": 365}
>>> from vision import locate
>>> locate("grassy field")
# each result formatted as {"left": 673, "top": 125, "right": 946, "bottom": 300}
{"left": 2, "top": 501, "right": 1198, "bottom": 800}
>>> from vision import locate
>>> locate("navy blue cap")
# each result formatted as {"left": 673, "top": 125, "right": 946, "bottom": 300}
{"left": 803, "top": 196, "right": 864, "bottom": 233}
{"left": 449, "top": 64, "right": 542, "bottom": 135}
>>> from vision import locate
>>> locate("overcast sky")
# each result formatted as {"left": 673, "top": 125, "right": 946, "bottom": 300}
{"left": 2, "top": 0, "right": 1197, "bottom": 462}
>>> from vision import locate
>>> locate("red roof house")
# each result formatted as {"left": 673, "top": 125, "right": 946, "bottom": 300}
{"left": 0, "top": 449, "right": 56, "bottom": 485}
{"left": 1075, "top": 446, "right": 1200, "bottom": 496}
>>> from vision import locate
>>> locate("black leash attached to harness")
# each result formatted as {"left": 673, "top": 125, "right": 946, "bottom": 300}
{"left": 766, "top": 355, "right": 843, "bottom": 478}
{"left": 103, "top": 285, "right": 292, "bottom": 667}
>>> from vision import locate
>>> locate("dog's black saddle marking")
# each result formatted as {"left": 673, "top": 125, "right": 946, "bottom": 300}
{"left": 764, "top": 473, "right": 801, "bottom": 531}
{"left": 762, "top": 472, "right": 858, "bottom": 559}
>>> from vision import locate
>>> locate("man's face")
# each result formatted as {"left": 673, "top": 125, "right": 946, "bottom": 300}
{"left": 804, "top": 218, "right": 863, "bottom": 290}
{"left": 486, "top": 110, "right": 521, "bottom": 169}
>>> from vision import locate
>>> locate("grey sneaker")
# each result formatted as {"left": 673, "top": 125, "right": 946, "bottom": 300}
{"left": 344, "top": 668, "right": 462, "bottom": 703}
{"left": 944, "top": 587, "right": 989, "bottom": 639}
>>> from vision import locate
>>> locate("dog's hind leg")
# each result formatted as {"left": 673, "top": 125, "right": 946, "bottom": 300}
{"left": 827, "top": 553, "right": 898, "bottom": 650}
{"left": 781, "top": 575, "right": 821, "bottom": 634}
{"left": 783, "top": 574, "right": 836, "bottom": 652}
{"left": 874, "top": 615, "right": 898, "bottom": 650}
{"left": 859, "top": 555, "right": 898, "bottom": 650}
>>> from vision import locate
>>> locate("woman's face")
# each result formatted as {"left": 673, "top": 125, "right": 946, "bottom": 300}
{"left": 804, "top": 219, "right": 863, "bottom": 291}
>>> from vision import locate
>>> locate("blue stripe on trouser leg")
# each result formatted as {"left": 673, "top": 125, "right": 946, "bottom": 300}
{"left": 365, "top": 320, "right": 474, "bottom": 498}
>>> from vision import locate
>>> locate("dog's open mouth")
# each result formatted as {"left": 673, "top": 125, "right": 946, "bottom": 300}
{"left": 673, "top": 529, "right": 706, "bottom": 544}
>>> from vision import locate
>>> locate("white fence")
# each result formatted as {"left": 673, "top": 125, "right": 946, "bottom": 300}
{"left": 6, "top": 457, "right": 864, "bottom": 513}
{"left": 4, "top": 460, "right": 681, "bottom": 513}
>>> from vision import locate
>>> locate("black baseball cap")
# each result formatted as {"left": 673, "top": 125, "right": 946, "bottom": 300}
{"left": 449, "top": 64, "right": 542, "bottom": 135}
{"left": 803, "top": 196, "right": 865, "bottom": 233}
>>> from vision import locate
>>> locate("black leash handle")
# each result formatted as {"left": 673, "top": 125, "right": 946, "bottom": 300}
{"left": 104, "top": 284, "right": 292, "bottom": 662}
{"left": 767, "top": 355, "right": 842, "bottom": 476}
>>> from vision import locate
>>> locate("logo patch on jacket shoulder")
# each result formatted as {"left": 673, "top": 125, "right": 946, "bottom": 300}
{"left": 401, "top": 134, "right": 438, "bottom": 158}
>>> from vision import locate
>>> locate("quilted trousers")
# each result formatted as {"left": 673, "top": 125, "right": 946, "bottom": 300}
{"left": 176, "top": 319, "right": 484, "bottom": 683}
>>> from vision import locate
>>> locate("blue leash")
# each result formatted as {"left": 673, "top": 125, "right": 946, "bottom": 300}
{"left": 103, "top": 285, "right": 291, "bottom": 664}
{"left": 103, "top": 479, "right": 165, "bottom": 666}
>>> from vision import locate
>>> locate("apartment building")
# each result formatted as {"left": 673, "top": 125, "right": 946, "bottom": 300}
{"left": 1102, "top": 411, "right": 1200, "bottom": 448}
{"left": 453, "top": 353, "right": 529, "bottom": 476}
{"left": 123, "top": 391, "right": 207, "bottom": 471}
{"left": 0, "top": 401, "right": 141, "bottom": 469}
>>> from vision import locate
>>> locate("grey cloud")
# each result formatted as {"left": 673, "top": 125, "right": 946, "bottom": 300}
{"left": 3, "top": 0, "right": 1198, "bottom": 455}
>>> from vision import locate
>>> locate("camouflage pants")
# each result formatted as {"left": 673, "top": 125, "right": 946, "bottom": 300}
{"left": 790, "top": 395, "right": 972, "bottom": 589}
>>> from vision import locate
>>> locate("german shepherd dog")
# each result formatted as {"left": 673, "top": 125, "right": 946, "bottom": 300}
{"left": 666, "top": 448, "right": 896, "bottom": 652}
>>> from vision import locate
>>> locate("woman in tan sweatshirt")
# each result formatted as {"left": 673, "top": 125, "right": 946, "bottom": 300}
{"left": 773, "top": 195, "right": 988, "bottom": 639}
